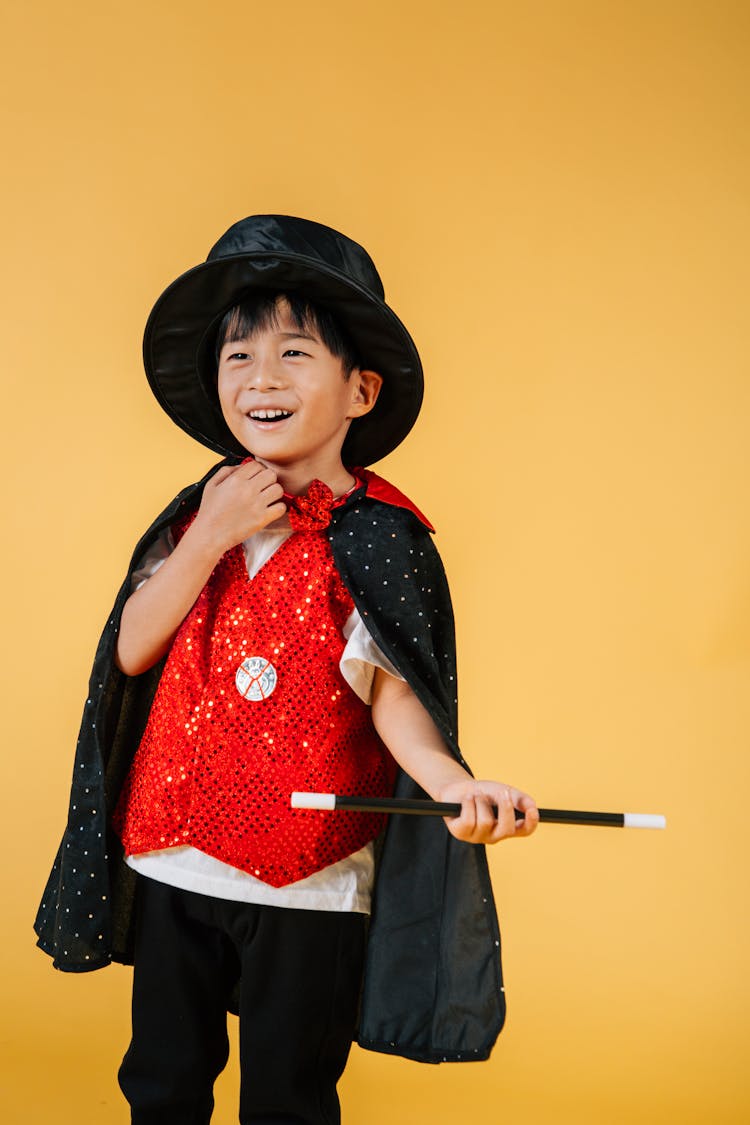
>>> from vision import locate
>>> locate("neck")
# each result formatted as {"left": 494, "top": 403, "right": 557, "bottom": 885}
{"left": 253, "top": 458, "right": 356, "bottom": 499}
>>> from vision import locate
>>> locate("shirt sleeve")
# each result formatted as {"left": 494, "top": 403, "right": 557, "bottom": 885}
{"left": 341, "top": 610, "right": 404, "bottom": 704}
{"left": 131, "top": 527, "right": 175, "bottom": 591}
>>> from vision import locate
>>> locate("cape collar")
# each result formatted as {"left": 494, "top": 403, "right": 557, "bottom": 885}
{"left": 355, "top": 469, "right": 434, "bottom": 532}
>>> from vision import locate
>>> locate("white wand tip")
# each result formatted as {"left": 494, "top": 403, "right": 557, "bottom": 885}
{"left": 291, "top": 792, "right": 336, "bottom": 810}
{"left": 623, "top": 812, "right": 667, "bottom": 830}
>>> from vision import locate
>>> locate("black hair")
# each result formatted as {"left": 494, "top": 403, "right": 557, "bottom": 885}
{"left": 214, "top": 290, "right": 361, "bottom": 376}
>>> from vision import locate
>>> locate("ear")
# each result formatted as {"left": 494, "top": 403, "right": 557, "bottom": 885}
{"left": 347, "top": 369, "right": 383, "bottom": 418}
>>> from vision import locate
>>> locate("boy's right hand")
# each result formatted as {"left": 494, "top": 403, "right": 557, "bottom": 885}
{"left": 192, "top": 461, "right": 287, "bottom": 553}
{"left": 116, "top": 462, "right": 286, "bottom": 676}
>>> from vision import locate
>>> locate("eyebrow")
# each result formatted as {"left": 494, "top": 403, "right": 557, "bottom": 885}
{"left": 277, "top": 330, "right": 320, "bottom": 342}
{"left": 223, "top": 329, "right": 320, "bottom": 348}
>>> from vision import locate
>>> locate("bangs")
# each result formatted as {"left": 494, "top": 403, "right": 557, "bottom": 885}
{"left": 215, "top": 291, "right": 360, "bottom": 373}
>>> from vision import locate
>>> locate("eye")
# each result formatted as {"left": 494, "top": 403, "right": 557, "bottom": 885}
{"left": 283, "top": 348, "right": 308, "bottom": 358}
{"left": 227, "top": 351, "right": 250, "bottom": 361}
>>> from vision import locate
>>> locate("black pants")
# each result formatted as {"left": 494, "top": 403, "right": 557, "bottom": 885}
{"left": 119, "top": 878, "right": 367, "bottom": 1125}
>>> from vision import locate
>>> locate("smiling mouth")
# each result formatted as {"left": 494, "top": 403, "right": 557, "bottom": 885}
{"left": 247, "top": 409, "right": 293, "bottom": 422}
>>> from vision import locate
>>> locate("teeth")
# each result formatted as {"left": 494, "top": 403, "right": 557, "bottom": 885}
{"left": 249, "top": 409, "right": 291, "bottom": 420}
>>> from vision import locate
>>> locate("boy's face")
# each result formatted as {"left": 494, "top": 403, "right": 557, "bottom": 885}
{"left": 217, "top": 300, "right": 381, "bottom": 482}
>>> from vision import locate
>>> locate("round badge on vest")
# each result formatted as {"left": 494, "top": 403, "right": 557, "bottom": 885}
{"left": 235, "top": 657, "right": 278, "bottom": 701}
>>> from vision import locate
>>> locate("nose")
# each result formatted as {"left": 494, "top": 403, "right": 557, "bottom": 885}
{"left": 243, "top": 351, "right": 285, "bottom": 390}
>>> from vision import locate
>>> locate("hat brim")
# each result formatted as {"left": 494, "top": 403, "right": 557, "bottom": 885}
{"left": 143, "top": 252, "right": 423, "bottom": 467}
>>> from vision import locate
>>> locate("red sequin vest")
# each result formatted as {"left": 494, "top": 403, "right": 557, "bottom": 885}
{"left": 113, "top": 529, "right": 397, "bottom": 886}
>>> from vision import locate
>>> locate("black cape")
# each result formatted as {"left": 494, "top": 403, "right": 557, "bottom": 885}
{"left": 35, "top": 462, "right": 506, "bottom": 1063}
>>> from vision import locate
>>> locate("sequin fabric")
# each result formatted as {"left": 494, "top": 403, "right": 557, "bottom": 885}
{"left": 113, "top": 527, "right": 397, "bottom": 886}
{"left": 285, "top": 478, "right": 336, "bottom": 531}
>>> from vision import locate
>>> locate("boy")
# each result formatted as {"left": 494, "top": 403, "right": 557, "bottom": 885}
{"left": 35, "top": 215, "right": 538, "bottom": 1124}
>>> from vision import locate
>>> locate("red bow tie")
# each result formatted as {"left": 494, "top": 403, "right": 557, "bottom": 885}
{"left": 284, "top": 479, "right": 337, "bottom": 531}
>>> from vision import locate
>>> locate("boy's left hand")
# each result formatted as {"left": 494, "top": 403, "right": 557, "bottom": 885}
{"left": 438, "top": 780, "right": 539, "bottom": 844}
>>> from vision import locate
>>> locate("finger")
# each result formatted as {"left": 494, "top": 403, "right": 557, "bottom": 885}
{"left": 511, "top": 789, "right": 534, "bottom": 810}
{"left": 473, "top": 792, "right": 499, "bottom": 839}
{"left": 218, "top": 464, "right": 279, "bottom": 501}
{"left": 444, "top": 796, "right": 477, "bottom": 838}
{"left": 516, "top": 804, "right": 540, "bottom": 836}
{"left": 206, "top": 465, "right": 238, "bottom": 489}
{"left": 258, "top": 480, "right": 285, "bottom": 503}
{"left": 491, "top": 786, "right": 517, "bottom": 842}
{"left": 238, "top": 460, "right": 274, "bottom": 483}
{"left": 256, "top": 499, "right": 288, "bottom": 528}
{"left": 460, "top": 796, "right": 479, "bottom": 835}
{"left": 510, "top": 791, "right": 539, "bottom": 837}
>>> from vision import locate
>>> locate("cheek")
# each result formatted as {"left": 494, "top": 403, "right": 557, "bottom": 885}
{"left": 216, "top": 387, "right": 242, "bottom": 436}
{"left": 216, "top": 371, "right": 236, "bottom": 412}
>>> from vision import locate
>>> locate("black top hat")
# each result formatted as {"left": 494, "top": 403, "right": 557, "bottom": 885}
{"left": 143, "top": 215, "right": 424, "bottom": 466}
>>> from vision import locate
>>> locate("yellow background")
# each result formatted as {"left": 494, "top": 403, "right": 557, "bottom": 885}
{"left": 2, "top": 1, "right": 748, "bottom": 1121}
